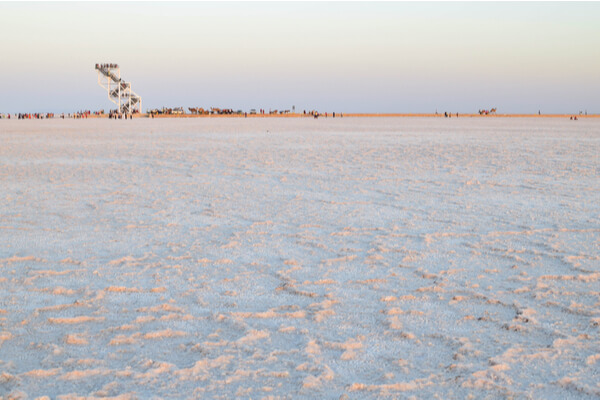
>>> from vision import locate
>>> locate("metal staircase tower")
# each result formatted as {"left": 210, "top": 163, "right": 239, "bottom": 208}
{"left": 95, "top": 63, "right": 142, "bottom": 114}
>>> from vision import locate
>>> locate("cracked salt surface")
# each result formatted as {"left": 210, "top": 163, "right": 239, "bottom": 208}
{"left": 0, "top": 117, "right": 599, "bottom": 399}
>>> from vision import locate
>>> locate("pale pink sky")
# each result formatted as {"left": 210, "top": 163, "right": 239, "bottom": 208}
{"left": 1, "top": 2, "right": 599, "bottom": 113}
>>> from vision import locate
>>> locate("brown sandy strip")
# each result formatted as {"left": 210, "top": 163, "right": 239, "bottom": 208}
{"left": 339, "top": 113, "right": 600, "bottom": 118}
{"left": 84, "top": 113, "right": 599, "bottom": 119}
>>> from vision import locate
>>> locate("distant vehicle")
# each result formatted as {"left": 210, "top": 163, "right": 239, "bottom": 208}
{"left": 250, "top": 109, "right": 257, "bottom": 115}
{"left": 172, "top": 107, "right": 184, "bottom": 115}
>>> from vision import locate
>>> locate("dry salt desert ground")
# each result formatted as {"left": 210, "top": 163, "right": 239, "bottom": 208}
{"left": 0, "top": 117, "right": 599, "bottom": 399}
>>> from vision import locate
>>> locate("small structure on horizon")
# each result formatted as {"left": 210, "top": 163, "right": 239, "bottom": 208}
{"left": 95, "top": 63, "right": 142, "bottom": 114}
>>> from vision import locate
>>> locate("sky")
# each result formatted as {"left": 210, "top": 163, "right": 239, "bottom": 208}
{"left": 1, "top": 1, "right": 599, "bottom": 114}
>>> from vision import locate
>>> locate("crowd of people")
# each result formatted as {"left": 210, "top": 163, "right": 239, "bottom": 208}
{"left": 109, "top": 111, "right": 133, "bottom": 119}
{"left": 74, "top": 110, "right": 97, "bottom": 119}
{"left": 2, "top": 108, "right": 347, "bottom": 119}
{"left": 0, "top": 111, "right": 106, "bottom": 119}
{"left": 108, "top": 109, "right": 140, "bottom": 119}
{"left": 302, "top": 110, "right": 342, "bottom": 118}
{"left": 12, "top": 113, "right": 55, "bottom": 119}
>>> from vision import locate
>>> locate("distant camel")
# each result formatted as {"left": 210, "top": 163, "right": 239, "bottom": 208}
{"left": 478, "top": 108, "right": 497, "bottom": 115}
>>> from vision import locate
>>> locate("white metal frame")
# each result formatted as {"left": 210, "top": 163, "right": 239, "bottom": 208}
{"left": 95, "top": 64, "right": 142, "bottom": 114}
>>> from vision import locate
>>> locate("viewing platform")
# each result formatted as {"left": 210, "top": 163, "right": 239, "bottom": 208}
{"left": 95, "top": 63, "right": 141, "bottom": 114}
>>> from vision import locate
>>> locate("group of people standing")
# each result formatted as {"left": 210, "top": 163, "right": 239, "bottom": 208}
{"left": 3, "top": 113, "right": 87, "bottom": 119}
{"left": 14, "top": 113, "right": 55, "bottom": 119}
{"left": 109, "top": 111, "right": 133, "bottom": 119}
{"left": 2, "top": 110, "right": 136, "bottom": 119}
{"left": 303, "top": 110, "right": 342, "bottom": 118}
